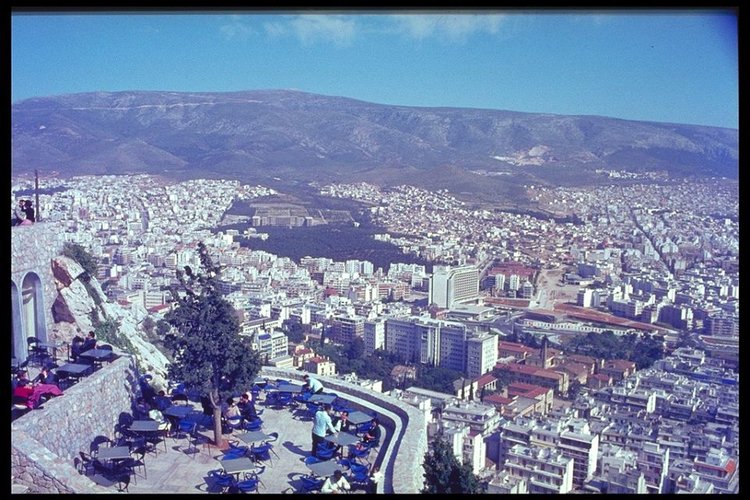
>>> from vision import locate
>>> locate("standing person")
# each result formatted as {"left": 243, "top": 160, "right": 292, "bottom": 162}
{"left": 303, "top": 374, "right": 324, "bottom": 394}
{"left": 312, "top": 403, "right": 337, "bottom": 457}
{"left": 320, "top": 469, "right": 350, "bottom": 494}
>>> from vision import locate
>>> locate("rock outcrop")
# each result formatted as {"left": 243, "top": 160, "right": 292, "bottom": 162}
{"left": 50, "top": 255, "right": 170, "bottom": 389}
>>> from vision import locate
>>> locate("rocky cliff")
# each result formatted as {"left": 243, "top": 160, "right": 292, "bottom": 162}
{"left": 50, "top": 255, "right": 171, "bottom": 389}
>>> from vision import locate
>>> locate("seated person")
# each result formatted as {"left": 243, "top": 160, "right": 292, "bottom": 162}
{"left": 148, "top": 403, "right": 170, "bottom": 431}
{"left": 70, "top": 335, "right": 84, "bottom": 361}
{"left": 33, "top": 365, "right": 59, "bottom": 386}
{"left": 362, "top": 418, "right": 382, "bottom": 444}
{"left": 332, "top": 410, "right": 351, "bottom": 432}
{"left": 154, "top": 390, "right": 172, "bottom": 411}
{"left": 13, "top": 378, "right": 63, "bottom": 409}
{"left": 320, "top": 469, "right": 350, "bottom": 494}
{"left": 222, "top": 397, "right": 243, "bottom": 430}
{"left": 134, "top": 396, "right": 151, "bottom": 419}
{"left": 238, "top": 392, "right": 258, "bottom": 420}
{"left": 302, "top": 374, "right": 324, "bottom": 394}
{"left": 80, "top": 331, "right": 97, "bottom": 353}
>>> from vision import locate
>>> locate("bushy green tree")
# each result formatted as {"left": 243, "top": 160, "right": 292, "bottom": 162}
{"left": 62, "top": 242, "right": 99, "bottom": 280}
{"left": 422, "top": 436, "right": 485, "bottom": 494}
{"left": 163, "top": 242, "right": 261, "bottom": 447}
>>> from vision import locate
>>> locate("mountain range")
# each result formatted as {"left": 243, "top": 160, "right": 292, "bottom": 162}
{"left": 11, "top": 89, "right": 738, "bottom": 199}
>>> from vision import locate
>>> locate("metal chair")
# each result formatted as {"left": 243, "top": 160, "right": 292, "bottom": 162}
{"left": 236, "top": 475, "right": 260, "bottom": 494}
{"left": 263, "top": 431, "right": 281, "bottom": 460}
{"left": 207, "top": 469, "right": 236, "bottom": 493}
{"left": 26, "top": 337, "right": 49, "bottom": 366}
{"left": 250, "top": 443, "right": 273, "bottom": 466}
{"left": 300, "top": 474, "right": 324, "bottom": 493}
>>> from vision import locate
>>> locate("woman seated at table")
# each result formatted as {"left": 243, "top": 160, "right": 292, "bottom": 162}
{"left": 222, "top": 397, "right": 243, "bottom": 431}
{"left": 320, "top": 469, "right": 350, "bottom": 494}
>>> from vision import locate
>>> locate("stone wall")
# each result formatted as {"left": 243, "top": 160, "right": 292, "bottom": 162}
{"left": 11, "top": 222, "right": 68, "bottom": 337}
{"left": 260, "top": 367, "right": 428, "bottom": 494}
{"left": 11, "top": 354, "right": 141, "bottom": 493}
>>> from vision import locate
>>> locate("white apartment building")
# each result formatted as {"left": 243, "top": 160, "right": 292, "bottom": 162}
{"left": 466, "top": 332, "right": 498, "bottom": 378}
{"left": 363, "top": 318, "right": 386, "bottom": 356}
{"left": 429, "top": 265, "right": 479, "bottom": 308}
{"left": 504, "top": 444, "right": 575, "bottom": 494}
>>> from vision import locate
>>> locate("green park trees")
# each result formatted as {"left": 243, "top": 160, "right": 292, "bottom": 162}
{"left": 422, "top": 435, "right": 485, "bottom": 494}
{"left": 163, "top": 242, "right": 261, "bottom": 448}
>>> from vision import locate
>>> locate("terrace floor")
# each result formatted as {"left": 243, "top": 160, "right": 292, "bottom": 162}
{"left": 120, "top": 400, "right": 376, "bottom": 494}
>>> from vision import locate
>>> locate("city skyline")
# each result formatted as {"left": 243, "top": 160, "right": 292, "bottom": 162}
{"left": 11, "top": 9, "right": 738, "bottom": 129}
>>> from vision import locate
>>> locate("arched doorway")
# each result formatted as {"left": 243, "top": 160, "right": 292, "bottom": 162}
{"left": 21, "top": 272, "right": 47, "bottom": 356}
{"left": 11, "top": 280, "right": 25, "bottom": 363}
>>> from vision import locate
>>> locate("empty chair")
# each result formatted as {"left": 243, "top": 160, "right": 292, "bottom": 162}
{"left": 207, "top": 469, "right": 236, "bottom": 493}
{"left": 300, "top": 474, "right": 324, "bottom": 493}
{"left": 90, "top": 435, "right": 113, "bottom": 457}
{"left": 263, "top": 431, "right": 280, "bottom": 460}
{"left": 250, "top": 443, "right": 273, "bottom": 466}
{"left": 236, "top": 475, "right": 260, "bottom": 494}
{"left": 243, "top": 418, "right": 263, "bottom": 432}
{"left": 250, "top": 464, "right": 266, "bottom": 489}
{"left": 304, "top": 455, "right": 321, "bottom": 466}
{"left": 26, "top": 337, "right": 49, "bottom": 366}
{"left": 315, "top": 443, "right": 336, "bottom": 461}
{"left": 97, "top": 344, "right": 115, "bottom": 362}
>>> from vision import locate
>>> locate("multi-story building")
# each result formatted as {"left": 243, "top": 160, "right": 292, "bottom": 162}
{"left": 330, "top": 314, "right": 364, "bottom": 344}
{"left": 253, "top": 329, "right": 289, "bottom": 361}
{"left": 363, "top": 318, "right": 386, "bottom": 356}
{"left": 429, "top": 265, "right": 479, "bottom": 308}
{"left": 466, "top": 332, "right": 498, "bottom": 378}
{"left": 636, "top": 441, "right": 670, "bottom": 494}
{"left": 504, "top": 444, "right": 574, "bottom": 494}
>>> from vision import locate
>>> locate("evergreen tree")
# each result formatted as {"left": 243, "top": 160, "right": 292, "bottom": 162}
{"left": 422, "top": 435, "right": 485, "bottom": 494}
{"left": 163, "top": 242, "right": 261, "bottom": 448}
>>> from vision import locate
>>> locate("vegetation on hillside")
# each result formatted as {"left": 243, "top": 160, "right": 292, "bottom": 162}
{"left": 62, "top": 241, "right": 99, "bottom": 280}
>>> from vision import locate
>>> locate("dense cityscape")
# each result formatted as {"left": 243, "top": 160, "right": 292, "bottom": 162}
{"left": 11, "top": 172, "right": 739, "bottom": 494}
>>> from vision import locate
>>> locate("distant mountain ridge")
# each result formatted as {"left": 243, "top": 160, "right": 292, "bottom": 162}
{"left": 11, "top": 89, "right": 738, "bottom": 192}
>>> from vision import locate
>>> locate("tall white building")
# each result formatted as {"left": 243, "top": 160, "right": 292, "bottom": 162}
{"left": 466, "top": 332, "right": 498, "bottom": 378}
{"left": 429, "top": 265, "right": 480, "bottom": 308}
{"left": 363, "top": 318, "right": 386, "bottom": 356}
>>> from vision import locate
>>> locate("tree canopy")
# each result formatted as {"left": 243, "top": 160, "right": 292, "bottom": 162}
{"left": 163, "top": 242, "right": 261, "bottom": 446}
{"left": 422, "top": 435, "right": 485, "bottom": 494}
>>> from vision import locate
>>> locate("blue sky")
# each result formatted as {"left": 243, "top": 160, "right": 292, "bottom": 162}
{"left": 11, "top": 10, "right": 738, "bottom": 128}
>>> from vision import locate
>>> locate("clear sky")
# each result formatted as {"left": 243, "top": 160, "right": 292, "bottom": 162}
{"left": 11, "top": 9, "right": 738, "bottom": 129}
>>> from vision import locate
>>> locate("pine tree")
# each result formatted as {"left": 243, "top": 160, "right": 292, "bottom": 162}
{"left": 422, "top": 435, "right": 486, "bottom": 493}
{"left": 163, "top": 242, "right": 261, "bottom": 448}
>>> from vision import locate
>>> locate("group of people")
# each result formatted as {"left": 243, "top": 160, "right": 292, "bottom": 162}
{"left": 221, "top": 390, "right": 261, "bottom": 430}
{"left": 11, "top": 365, "right": 64, "bottom": 410}
{"left": 70, "top": 331, "right": 97, "bottom": 362}
{"left": 11, "top": 199, "right": 35, "bottom": 226}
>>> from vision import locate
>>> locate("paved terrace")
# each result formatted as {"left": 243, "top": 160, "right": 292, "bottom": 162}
{"left": 11, "top": 357, "right": 428, "bottom": 493}
{"left": 126, "top": 398, "right": 372, "bottom": 494}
